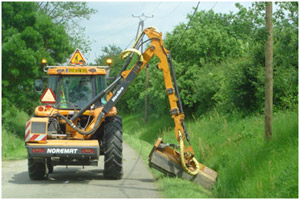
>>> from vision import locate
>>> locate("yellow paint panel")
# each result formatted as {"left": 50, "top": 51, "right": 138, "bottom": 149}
{"left": 47, "top": 67, "right": 106, "bottom": 75}
{"left": 67, "top": 68, "right": 87, "bottom": 73}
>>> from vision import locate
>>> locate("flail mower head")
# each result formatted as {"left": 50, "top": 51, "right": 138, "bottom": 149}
{"left": 149, "top": 138, "right": 218, "bottom": 190}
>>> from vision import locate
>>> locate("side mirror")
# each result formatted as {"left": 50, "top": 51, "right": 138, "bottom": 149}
{"left": 34, "top": 79, "right": 43, "bottom": 92}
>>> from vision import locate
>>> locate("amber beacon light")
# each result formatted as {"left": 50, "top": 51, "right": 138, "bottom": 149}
{"left": 106, "top": 58, "right": 113, "bottom": 66}
{"left": 41, "top": 58, "right": 47, "bottom": 65}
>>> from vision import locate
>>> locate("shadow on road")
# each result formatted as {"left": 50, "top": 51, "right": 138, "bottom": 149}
{"left": 9, "top": 167, "right": 102, "bottom": 185}
{"left": 9, "top": 167, "right": 157, "bottom": 187}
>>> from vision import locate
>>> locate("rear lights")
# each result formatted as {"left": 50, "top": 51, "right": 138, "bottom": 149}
{"left": 37, "top": 105, "right": 52, "bottom": 112}
{"left": 81, "top": 149, "right": 95, "bottom": 154}
{"left": 32, "top": 148, "right": 45, "bottom": 153}
{"left": 45, "top": 105, "right": 52, "bottom": 109}
{"left": 38, "top": 106, "right": 44, "bottom": 111}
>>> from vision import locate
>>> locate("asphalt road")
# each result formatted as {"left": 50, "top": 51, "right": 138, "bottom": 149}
{"left": 2, "top": 143, "right": 161, "bottom": 198}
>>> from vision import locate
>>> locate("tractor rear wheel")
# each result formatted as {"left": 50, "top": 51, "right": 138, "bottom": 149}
{"left": 103, "top": 116, "right": 123, "bottom": 179}
{"left": 28, "top": 156, "right": 47, "bottom": 180}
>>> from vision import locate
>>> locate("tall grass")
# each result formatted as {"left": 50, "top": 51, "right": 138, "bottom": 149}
{"left": 122, "top": 110, "right": 298, "bottom": 198}
{"left": 189, "top": 111, "right": 298, "bottom": 198}
{"left": 2, "top": 109, "right": 29, "bottom": 160}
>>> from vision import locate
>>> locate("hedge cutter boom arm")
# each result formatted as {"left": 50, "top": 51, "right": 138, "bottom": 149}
{"left": 62, "top": 27, "right": 217, "bottom": 189}
{"left": 119, "top": 27, "right": 200, "bottom": 175}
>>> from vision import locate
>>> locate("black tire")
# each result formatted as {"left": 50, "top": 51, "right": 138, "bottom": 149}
{"left": 28, "top": 156, "right": 47, "bottom": 180}
{"left": 103, "top": 116, "right": 123, "bottom": 179}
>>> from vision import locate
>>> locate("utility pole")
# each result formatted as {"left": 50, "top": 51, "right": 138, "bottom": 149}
{"left": 265, "top": 2, "right": 273, "bottom": 139}
{"left": 132, "top": 13, "right": 154, "bottom": 123}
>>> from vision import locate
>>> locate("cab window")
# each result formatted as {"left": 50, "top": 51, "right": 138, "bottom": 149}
{"left": 58, "top": 76, "right": 93, "bottom": 109}
{"left": 95, "top": 75, "right": 107, "bottom": 105}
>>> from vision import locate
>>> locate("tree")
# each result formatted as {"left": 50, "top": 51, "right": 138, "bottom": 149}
{"left": 164, "top": 2, "right": 298, "bottom": 116}
{"left": 94, "top": 45, "right": 125, "bottom": 75}
{"left": 38, "top": 2, "right": 97, "bottom": 53}
{"left": 2, "top": 2, "right": 74, "bottom": 114}
{"left": 165, "top": 10, "right": 245, "bottom": 67}
{"left": 38, "top": 2, "right": 96, "bottom": 25}
{"left": 164, "top": 10, "right": 249, "bottom": 114}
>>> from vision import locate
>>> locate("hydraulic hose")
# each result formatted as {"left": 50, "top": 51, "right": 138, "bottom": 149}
{"left": 132, "top": 32, "right": 145, "bottom": 49}
{"left": 56, "top": 111, "right": 105, "bottom": 136}
{"left": 178, "top": 130, "right": 200, "bottom": 176}
{"left": 120, "top": 48, "right": 144, "bottom": 62}
{"left": 70, "top": 76, "right": 121, "bottom": 122}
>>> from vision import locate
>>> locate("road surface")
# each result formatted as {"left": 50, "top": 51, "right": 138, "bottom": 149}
{"left": 2, "top": 143, "right": 161, "bottom": 198}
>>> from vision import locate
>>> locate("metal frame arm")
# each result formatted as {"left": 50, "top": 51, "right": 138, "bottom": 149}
{"left": 106, "top": 27, "right": 191, "bottom": 146}
{"left": 70, "top": 27, "right": 191, "bottom": 148}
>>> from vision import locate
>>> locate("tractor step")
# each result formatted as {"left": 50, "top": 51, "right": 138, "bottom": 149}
{"left": 148, "top": 138, "right": 218, "bottom": 190}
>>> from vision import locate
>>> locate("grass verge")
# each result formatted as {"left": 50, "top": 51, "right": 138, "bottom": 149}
{"left": 2, "top": 110, "right": 28, "bottom": 160}
{"left": 121, "top": 110, "right": 298, "bottom": 198}
{"left": 122, "top": 113, "right": 213, "bottom": 198}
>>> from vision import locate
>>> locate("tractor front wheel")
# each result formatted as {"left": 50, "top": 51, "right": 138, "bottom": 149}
{"left": 103, "top": 116, "right": 123, "bottom": 179}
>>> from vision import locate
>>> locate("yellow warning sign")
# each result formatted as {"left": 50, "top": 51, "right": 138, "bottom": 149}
{"left": 68, "top": 48, "right": 87, "bottom": 65}
{"left": 40, "top": 88, "right": 56, "bottom": 104}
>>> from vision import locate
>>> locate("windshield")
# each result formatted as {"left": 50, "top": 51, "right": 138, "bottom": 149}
{"left": 48, "top": 75, "right": 106, "bottom": 109}
{"left": 60, "top": 76, "right": 93, "bottom": 109}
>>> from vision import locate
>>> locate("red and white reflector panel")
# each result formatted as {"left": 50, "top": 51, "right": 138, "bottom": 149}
{"left": 40, "top": 88, "right": 56, "bottom": 104}
{"left": 25, "top": 134, "right": 47, "bottom": 142}
{"left": 25, "top": 117, "right": 48, "bottom": 143}
{"left": 25, "top": 121, "right": 31, "bottom": 141}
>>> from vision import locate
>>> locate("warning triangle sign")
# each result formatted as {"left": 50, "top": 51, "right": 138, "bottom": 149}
{"left": 40, "top": 88, "right": 56, "bottom": 104}
{"left": 68, "top": 48, "right": 87, "bottom": 65}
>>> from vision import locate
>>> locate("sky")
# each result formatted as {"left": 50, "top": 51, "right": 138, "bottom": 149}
{"left": 78, "top": 1, "right": 253, "bottom": 64}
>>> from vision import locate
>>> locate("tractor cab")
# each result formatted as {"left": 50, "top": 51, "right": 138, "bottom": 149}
{"left": 47, "top": 72, "right": 107, "bottom": 109}
{"left": 36, "top": 49, "right": 112, "bottom": 110}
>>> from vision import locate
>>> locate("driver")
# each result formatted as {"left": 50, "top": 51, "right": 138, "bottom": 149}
{"left": 73, "top": 78, "right": 92, "bottom": 107}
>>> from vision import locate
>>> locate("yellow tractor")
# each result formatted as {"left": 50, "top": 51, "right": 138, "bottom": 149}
{"left": 25, "top": 27, "right": 217, "bottom": 190}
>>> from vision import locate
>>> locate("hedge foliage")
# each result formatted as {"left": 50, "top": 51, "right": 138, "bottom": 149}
{"left": 96, "top": 2, "right": 298, "bottom": 117}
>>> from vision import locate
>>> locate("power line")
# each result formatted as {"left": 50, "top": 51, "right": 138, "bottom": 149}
{"left": 160, "top": 2, "right": 182, "bottom": 18}
{"left": 145, "top": 2, "right": 161, "bottom": 16}
{"left": 132, "top": 13, "right": 154, "bottom": 123}
{"left": 176, "top": 1, "right": 200, "bottom": 44}
{"left": 138, "top": 2, "right": 145, "bottom": 11}
{"left": 175, "top": 2, "right": 218, "bottom": 46}
{"left": 125, "top": 35, "right": 136, "bottom": 49}
{"left": 132, "top": 13, "right": 154, "bottom": 47}
{"left": 210, "top": 2, "right": 218, "bottom": 11}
